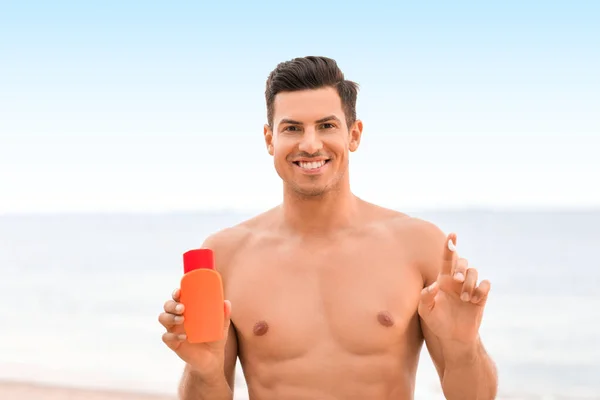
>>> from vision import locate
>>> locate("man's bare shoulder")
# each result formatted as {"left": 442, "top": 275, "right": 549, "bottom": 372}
{"left": 388, "top": 213, "right": 445, "bottom": 243}
{"left": 358, "top": 200, "right": 409, "bottom": 227}
{"left": 201, "top": 207, "right": 280, "bottom": 272}
{"left": 363, "top": 202, "right": 435, "bottom": 230}
{"left": 365, "top": 202, "right": 448, "bottom": 283}
{"left": 399, "top": 216, "right": 448, "bottom": 284}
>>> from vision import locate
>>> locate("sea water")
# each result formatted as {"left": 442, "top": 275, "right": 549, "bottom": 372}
{"left": 1, "top": 210, "right": 599, "bottom": 399}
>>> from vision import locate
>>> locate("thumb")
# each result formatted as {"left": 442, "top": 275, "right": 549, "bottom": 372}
{"left": 419, "top": 281, "right": 439, "bottom": 314}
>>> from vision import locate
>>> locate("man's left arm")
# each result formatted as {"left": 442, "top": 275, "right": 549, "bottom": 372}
{"left": 413, "top": 220, "right": 498, "bottom": 399}
{"left": 422, "top": 324, "right": 498, "bottom": 400}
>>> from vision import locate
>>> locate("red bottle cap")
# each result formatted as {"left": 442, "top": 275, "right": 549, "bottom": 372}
{"left": 183, "top": 248, "right": 214, "bottom": 273}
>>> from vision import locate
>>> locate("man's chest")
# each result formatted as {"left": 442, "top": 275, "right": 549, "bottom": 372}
{"left": 225, "top": 242, "right": 424, "bottom": 360}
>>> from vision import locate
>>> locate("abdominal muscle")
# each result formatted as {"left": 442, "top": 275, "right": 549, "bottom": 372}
{"left": 240, "top": 340, "right": 422, "bottom": 400}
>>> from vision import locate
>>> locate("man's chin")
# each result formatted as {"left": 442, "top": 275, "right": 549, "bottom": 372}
{"left": 290, "top": 183, "right": 329, "bottom": 198}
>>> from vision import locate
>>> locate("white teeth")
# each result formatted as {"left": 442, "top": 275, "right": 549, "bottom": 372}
{"left": 298, "top": 160, "right": 326, "bottom": 170}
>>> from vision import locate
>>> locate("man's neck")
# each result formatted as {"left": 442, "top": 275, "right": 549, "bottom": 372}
{"left": 280, "top": 184, "right": 360, "bottom": 235}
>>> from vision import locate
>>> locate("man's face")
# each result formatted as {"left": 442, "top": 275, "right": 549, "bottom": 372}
{"left": 264, "top": 87, "right": 363, "bottom": 197}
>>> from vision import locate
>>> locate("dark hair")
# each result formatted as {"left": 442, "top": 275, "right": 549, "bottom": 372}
{"left": 265, "top": 56, "right": 359, "bottom": 128}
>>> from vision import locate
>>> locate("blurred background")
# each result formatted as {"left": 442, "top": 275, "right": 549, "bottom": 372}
{"left": 1, "top": 1, "right": 599, "bottom": 399}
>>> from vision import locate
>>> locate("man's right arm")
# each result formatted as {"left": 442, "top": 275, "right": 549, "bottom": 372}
{"left": 178, "top": 323, "right": 239, "bottom": 400}
{"left": 177, "top": 228, "right": 245, "bottom": 400}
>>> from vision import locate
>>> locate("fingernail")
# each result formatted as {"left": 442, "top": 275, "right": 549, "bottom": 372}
{"left": 471, "top": 296, "right": 480, "bottom": 303}
{"left": 178, "top": 334, "right": 187, "bottom": 340}
{"left": 428, "top": 281, "right": 438, "bottom": 292}
{"left": 174, "top": 316, "right": 183, "bottom": 323}
{"left": 461, "top": 292, "right": 470, "bottom": 302}
{"left": 175, "top": 304, "right": 184, "bottom": 313}
{"left": 454, "top": 272, "right": 465, "bottom": 282}
{"left": 448, "top": 239, "right": 456, "bottom": 252}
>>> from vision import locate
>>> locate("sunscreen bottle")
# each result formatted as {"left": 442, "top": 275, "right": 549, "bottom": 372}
{"left": 180, "top": 248, "right": 224, "bottom": 343}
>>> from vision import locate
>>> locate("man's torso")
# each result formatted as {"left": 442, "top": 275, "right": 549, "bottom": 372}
{"left": 219, "top": 205, "right": 436, "bottom": 399}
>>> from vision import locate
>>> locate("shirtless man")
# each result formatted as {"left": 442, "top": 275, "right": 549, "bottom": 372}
{"left": 158, "top": 56, "right": 498, "bottom": 399}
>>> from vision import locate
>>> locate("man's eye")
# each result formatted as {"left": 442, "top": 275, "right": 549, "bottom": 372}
{"left": 321, "top": 123, "right": 335, "bottom": 129}
{"left": 284, "top": 126, "right": 299, "bottom": 132}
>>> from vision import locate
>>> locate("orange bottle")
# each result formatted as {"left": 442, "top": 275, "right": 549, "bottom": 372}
{"left": 180, "top": 248, "right": 224, "bottom": 343}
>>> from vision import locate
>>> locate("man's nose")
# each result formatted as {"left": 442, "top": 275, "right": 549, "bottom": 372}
{"left": 298, "top": 129, "right": 323, "bottom": 154}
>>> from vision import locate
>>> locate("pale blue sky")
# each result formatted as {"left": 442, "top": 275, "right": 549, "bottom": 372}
{"left": 1, "top": 1, "right": 598, "bottom": 213}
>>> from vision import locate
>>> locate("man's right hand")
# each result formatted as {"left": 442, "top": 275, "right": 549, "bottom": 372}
{"left": 159, "top": 288, "right": 232, "bottom": 380}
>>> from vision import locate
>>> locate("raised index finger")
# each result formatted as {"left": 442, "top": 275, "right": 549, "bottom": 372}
{"left": 441, "top": 233, "right": 457, "bottom": 276}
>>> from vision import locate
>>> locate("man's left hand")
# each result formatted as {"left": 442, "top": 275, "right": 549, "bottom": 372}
{"left": 418, "top": 233, "right": 491, "bottom": 345}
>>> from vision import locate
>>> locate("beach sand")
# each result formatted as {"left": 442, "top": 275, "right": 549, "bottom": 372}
{"left": 0, "top": 381, "right": 176, "bottom": 400}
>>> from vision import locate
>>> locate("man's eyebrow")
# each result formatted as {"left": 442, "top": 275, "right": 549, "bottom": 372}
{"left": 315, "top": 115, "right": 341, "bottom": 124}
{"left": 278, "top": 115, "right": 341, "bottom": 126}
{"left": 279, "top": 118, "right": 303, "bottom": 125}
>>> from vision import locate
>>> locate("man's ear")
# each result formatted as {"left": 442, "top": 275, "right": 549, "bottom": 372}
{"left": 264, "top": 124, "right": 274, "bottom": 155}
{"left": 349, "top": 120, "right": 363, "bottom": 152}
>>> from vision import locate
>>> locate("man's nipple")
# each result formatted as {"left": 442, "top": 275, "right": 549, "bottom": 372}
{"left": 377, "top": 311, "right": 395, "bottom": 327}
{"left": 253, "top": 320, "right": 269, "bottom": 336}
